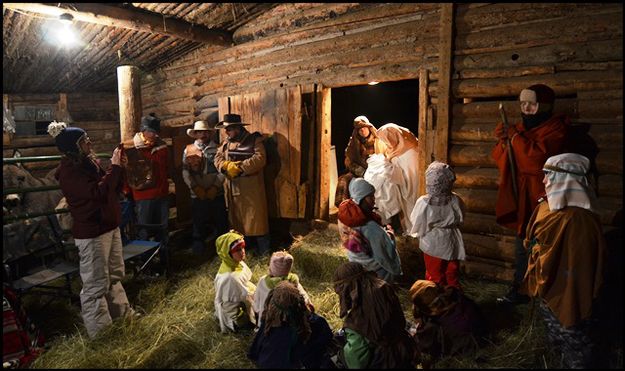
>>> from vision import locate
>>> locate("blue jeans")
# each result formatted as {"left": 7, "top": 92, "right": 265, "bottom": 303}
{"left": 136, "top": 197, "right": 169, "bottom": 268}
{"left": 191, "top": 195, "right": 229, "bottom": 255}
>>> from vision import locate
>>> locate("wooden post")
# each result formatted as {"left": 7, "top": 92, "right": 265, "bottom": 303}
{"left": 435, "top": 3, "right": 454, "bottom": 162}
{"left": 117, "top": 65, "right": 142, "bottom": 142}
{"left": 417, "top": 68, "right": 430, "bottom": 197}
{"left": 315, "top": 86, "right": 331, "bottom": 220}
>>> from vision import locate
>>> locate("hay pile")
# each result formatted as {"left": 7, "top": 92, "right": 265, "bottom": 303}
{"left": 24, "top": 227, "right": 611, "bottom": 369}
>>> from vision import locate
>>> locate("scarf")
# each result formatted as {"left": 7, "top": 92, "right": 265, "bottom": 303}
{"left": 262, "top": 281, "right": 311, "bottom": 342}
{"left": 264, "top": 273, "right": 300, "bottom": 290}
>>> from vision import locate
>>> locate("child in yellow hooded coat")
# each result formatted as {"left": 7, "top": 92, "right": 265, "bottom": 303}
{"left": 214, "top": 231, "right": 256, "bottom": 333}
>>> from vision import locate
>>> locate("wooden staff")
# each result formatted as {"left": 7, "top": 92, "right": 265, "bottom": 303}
{"left": 499, "top": 103, "right": 518, "bottom": 202}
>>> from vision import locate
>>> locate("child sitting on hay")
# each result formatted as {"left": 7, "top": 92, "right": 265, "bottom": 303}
{"left": 214, "top": 230, "right": 256, "bottom": 333}
{"left": 408, "top": 280, "right": 486, "bottom": 367}
{"left": 248, "top": 281, "right": 334, "bottom": 368}
{"left": 253, "top": 250, "right": 314, "bottom": 326}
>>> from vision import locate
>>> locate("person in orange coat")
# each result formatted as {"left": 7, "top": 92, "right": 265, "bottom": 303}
{"left": 491, "top": 84, "right": 568, "bottom": 304}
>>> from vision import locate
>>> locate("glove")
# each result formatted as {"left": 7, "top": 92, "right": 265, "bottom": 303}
{"left": 193, "top": 186, "right": 206, "bottom": 199}
{"left": 225, "top": 161, "right": 243, "bottom": 179}
{"left": 220, "top": 160, "right": 233, "bottom": 173}
{"left": 205, "top": 185, "right": 219, "bottom": 200}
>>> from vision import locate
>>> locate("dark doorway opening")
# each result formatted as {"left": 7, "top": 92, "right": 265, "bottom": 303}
{"left": 331, "top": 79, "right": 419, "bottom": 175}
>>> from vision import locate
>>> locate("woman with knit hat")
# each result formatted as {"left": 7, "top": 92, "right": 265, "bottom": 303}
{"left": 409, "top": 161, "right": 466, "bottom": 290}
{"left": 48, "top": 121, "right": 135, "bottom": 339}
{"left": 248, "top": 281, "right": 334, "bottom": 369}
{"left": 337, "top": 178, "right": 402, "bottom": 283}
{"left": 213, "top": 230, "right": 256, "bottom": 333}
{"left": 332, "top": 262, "right": 416, "bottom": 368}
{"left": 253, "top": 250, "right": 313, "bottom": 325}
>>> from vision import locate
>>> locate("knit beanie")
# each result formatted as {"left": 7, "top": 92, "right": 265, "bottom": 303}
{"left": 349, "top": 177, "right": 376, "bottom": 205}
{"left": 47, "top": 121, "right": 86, "bottom": 154}
{"left": 269, "top": 251, "right": 294, "bottom": 277}
{"left": 140, "top": 113, "right": 161, "bottom": 133}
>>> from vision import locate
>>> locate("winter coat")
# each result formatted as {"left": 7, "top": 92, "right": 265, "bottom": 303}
{"left": 214, "top": 130, "right": 269, "bottom": 236}
{"left": 55, "top": 157, "right": 122, "bottom": 239}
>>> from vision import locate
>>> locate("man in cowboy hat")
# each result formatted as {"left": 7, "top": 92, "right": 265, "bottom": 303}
{"left": 183, "top": 116, "right": 229, "bottom": 255}
{"left": 214, "top": 113, "right": 271, "bottom": 255}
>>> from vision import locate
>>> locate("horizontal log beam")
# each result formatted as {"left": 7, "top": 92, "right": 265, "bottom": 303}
{"left": 463, "top": 256, "right": 514, "bottom": 282}
{"left": 3, "top": 3, "right": 233, "bottom": 45}
{"left": 463, "top": 233, "right": 516, "bottom": 262}
{"left": 454, "top": 167, "right": 499, "bottom": 189}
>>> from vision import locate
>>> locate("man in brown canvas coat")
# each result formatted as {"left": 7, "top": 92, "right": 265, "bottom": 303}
{"left": 214, "top": 113, "right": 270, "bottom": 255}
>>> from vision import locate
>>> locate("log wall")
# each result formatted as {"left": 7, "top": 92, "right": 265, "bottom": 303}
{"left": 3, "top": 92, "right": 120, "bottom": 177}
{"left": 450, "top": 3, "right": 623, "bottom": 280}
{"left": 140, "top": 3, "right": 622, "bottom": 282}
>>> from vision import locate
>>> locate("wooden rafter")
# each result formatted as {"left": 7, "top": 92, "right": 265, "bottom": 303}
{"left": 2, "top": 3, "right": 233, "bottom": 46}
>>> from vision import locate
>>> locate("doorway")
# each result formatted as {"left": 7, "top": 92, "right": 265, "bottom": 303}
{"left": 331, "top": 79, "right": 420, "bottom": 176}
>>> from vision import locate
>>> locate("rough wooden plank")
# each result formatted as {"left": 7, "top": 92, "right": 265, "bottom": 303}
{"left": 449, "top": 70, "right": 623, "bottom": 98}
{"left": 463, "top": 232, "right": 516, "bottom": 262}
{"left": 318, "top": 87, "right": 331, "bottom": 220}
{"left": 454, "top": 167, "right": 499, "bottom": 189}
{"left": 435, "top": 3, "right": 453, "bottom": 163}
{"left": 461, "top": 212, "right": 515, "bottom": 236}
{"left": 454, "top": 187, "right": 497, "bottom": 215}
{"left": 454, "top": 39, "right": 623, "bottom": 71}
{"left": 454, "top": 11, "right": 623, "bottom": 55}
{"left": 449, "top": 144, "right": 495, "bottom": 167}
{"left": 417, "top": 68, "right": 429, "bottom": 198}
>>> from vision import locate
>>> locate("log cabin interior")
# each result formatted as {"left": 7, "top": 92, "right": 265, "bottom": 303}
{"left": 3, "top": 3, "right": 623, "bottom": 283}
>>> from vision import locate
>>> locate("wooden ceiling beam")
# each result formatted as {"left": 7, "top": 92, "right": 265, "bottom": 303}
{"left": 3, "top": 3, "right": 233, "bottom": 46}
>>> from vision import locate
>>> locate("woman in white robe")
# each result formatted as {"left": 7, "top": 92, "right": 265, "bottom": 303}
{"left": 365, "top": 123, "right": 420, "bottom": 233}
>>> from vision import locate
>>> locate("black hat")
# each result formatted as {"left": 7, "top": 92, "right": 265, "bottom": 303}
{"left": 140, "top": 113, "right": 161, "bottom": 133}
{"left": 216, "top": 113, "right": 249, "bottom": 129}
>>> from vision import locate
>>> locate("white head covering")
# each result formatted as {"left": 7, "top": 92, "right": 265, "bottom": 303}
{"left": 543, "top": 153, "right": 595, "bottom": 212}
{"left": 425, "top": 161, "right": 456, "bottom": 206}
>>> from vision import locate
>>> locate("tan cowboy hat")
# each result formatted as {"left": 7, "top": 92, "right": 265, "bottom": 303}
{"left": 187, "top": 120, "right": 217, "bottom": 137}
{"left": 215, "top": 113, "right": 250, "bottom": 129}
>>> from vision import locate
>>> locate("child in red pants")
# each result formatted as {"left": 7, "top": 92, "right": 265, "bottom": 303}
{"left": 409, "top": 161, "right": 466, "bottom": 289}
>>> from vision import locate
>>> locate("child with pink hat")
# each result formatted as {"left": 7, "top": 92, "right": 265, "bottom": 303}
{"left": 253, "top": 251, "right": 314, "bottom": 325}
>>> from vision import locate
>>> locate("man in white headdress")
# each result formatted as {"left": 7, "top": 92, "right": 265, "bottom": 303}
{"left": 521, "top": 153, "right": 606, "bottom": 369}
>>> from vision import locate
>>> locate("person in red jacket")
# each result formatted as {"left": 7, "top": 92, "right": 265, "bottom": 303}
{"left": 491, "top": 84, "right": 569, "bottom": 304}
{"left": 48, "top": 121, "right": 135, "bottom": 339}
{"left": 123, "top": 113, "right": 170, "bottom": 275}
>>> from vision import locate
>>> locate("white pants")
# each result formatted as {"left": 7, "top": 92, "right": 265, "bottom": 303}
{"left": 75, "top": 227, "right": 132, "bottom": 338}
